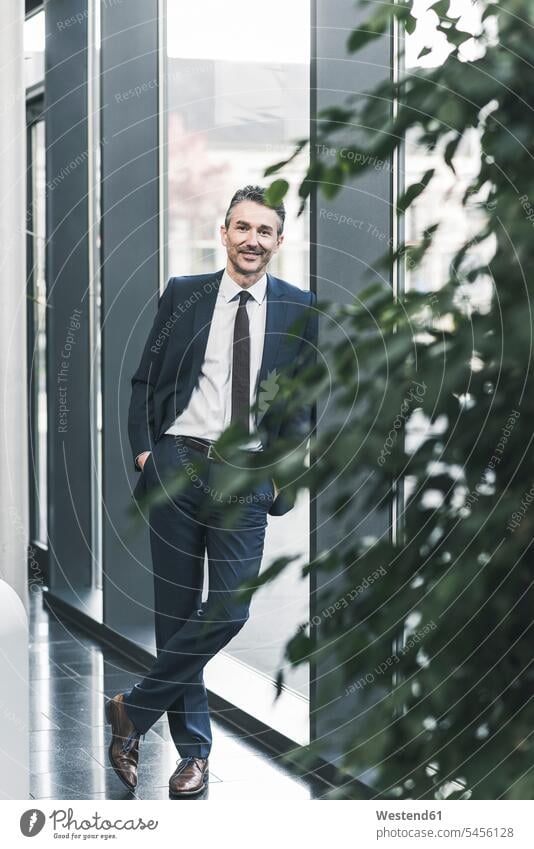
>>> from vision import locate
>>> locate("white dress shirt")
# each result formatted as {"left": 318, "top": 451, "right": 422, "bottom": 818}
{"left": 164, "top": 269, "right": 267, "bottom": 449}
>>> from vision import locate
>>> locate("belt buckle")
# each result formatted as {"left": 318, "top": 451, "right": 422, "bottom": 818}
{"left": 206, "top": 443, "right": 216, "bottom": 460}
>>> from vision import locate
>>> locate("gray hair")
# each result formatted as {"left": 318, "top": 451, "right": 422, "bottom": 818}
{"left": 224, "top": 184, "right": 285, "bottom": 236}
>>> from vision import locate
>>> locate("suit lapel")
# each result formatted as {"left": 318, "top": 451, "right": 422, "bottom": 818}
{"left": 187, "top": 269, "right": 287, "bottom": 426}
{"left": 188, "top": 269, "right": 224, "bottom": 385}
{"left": 255, "top": 273, "right": 287, "bottom": 425}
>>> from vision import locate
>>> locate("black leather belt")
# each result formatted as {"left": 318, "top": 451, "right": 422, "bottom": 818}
{"left": 174, "top": 435, "right": 224, "bottom": 461}
{"left": 173, "top": 434, "right": 261, "bottom": 462}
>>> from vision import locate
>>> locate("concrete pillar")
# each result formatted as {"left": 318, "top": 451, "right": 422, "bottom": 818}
{"left": 0, "top": 581, "right": 29, "bottom": 799}
{"left": 0, "top": 2, "right": 29, "bottom": 613}
{"left": 0, "top": 0, "right": 30, "bottom": 800}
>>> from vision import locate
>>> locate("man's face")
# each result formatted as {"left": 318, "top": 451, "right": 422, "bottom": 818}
{"left": 220, "top": 200, "right": 284, "bottom": 279}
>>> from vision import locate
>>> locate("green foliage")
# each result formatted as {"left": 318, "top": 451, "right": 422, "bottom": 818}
{"left": 256, "top": 0, "right": 534, "bottom": 799}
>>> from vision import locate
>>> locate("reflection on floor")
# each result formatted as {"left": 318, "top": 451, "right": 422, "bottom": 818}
{"left": 29, "top": 588, "right": 326, "bottom": 800}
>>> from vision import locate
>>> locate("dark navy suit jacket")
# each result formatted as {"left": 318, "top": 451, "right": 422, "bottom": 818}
{"left": 128, "top": 268, "right": 317, "bottom": 516}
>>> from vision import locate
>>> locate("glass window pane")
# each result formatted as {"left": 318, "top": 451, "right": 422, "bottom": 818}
{"left": 24, "top": 11, "right": 45, "bottom": 89}
{"left": 404, "top": 0, "right": 493, "bottom": 311}
{"left": 402, "top": 4, "right": 496, "bottom": 538}
{"left": 31, "top": 120, "right": 47, "bottom": 545}
{"left": 165, "top": 0, "right": 311, "bottom": 710}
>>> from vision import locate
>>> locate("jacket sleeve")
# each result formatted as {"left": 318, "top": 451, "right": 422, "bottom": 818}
{"left": 277, "top": 290, "right": 318, "bottom": 447}
{"left": 127, "top": 278, "right": 175, "bottom": 471}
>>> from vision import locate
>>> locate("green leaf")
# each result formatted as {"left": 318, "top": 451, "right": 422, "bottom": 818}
{"left": 347, "top": 23, "right": 387, "bottom": 52}
{"left": 444, "top": 134, "right": 461, "bottom": 174}
{"left": 264, "top": 179, "right": 289, "bottom": 207}
{"left": 264, "top": 159, "right": 292, "bottom": 178}
{"left": 417, "top": 45, "right": 433, "bottom": 61}
{"left": 431, "top": 0, "right": 452, "bottom": 18}
{"left": 405, "top": 14, "right": 417, "bottom": 35}
{"left": 397, "top": 169, "right": 435, "bottom": 214}
{"left": 263, "top": 138, "right": 308, "bottom": 176}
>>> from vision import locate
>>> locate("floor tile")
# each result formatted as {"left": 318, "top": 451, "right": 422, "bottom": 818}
{"left": 203, "top": 778, "right": 311, "bottom": 800}
{"left": 30, "top": 712, "right": 61, "bottom": 732}
{"left": 31, "top": 674, "right": 106, "bottom": 697}
{"left": 29, "top": 726, "right": 162, "bottom": 754}
{"left": 31, "top": 745, "right": 108, "bottom": 776}
{"left": 83, "top": 741, "right": 222, "bottom": 784}
{"left": 28, "top": 587, "right": 320, "bottom": 801}
{"left": 205, "top": 732, "right": 302, "bottom": 783}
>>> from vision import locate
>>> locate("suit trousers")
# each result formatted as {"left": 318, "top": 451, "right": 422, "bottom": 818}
{"left": 122, "top": 434, "right": 274, "bottom": 758}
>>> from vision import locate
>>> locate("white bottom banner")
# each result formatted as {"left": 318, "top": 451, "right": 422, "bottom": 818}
{"left": 3, "top": 800, "right": 534, "bottom": 848}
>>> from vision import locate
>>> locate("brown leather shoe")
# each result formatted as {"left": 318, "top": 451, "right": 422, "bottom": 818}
{"left": 104, "top": 693, "right": 144, "bottom": 790}
{"left": 169, "top": 756, "right": 209, "bottom": 797}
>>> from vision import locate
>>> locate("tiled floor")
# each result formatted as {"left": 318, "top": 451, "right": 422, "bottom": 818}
{"left": 29, "top": 588, "right": 327, "bottom": 800}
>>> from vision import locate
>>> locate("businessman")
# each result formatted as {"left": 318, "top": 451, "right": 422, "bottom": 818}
{"left": 105, "top": 185, "right": 317, "bottom": 797}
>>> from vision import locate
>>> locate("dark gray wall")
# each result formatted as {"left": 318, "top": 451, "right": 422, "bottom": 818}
{"left": 100, "top": 0, "right": 160, "bottom": 636}
{"left": 311, "top": 0, "right": 395, "bottom": 779}
{"left": 45, "top": 0, "right": 92, "bottom": 590}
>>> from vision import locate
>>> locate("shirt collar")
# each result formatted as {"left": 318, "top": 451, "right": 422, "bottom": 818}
{"left": 220, "top": 268, "right": 267, "bottom": 305}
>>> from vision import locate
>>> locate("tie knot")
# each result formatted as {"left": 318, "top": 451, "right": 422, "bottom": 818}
{"left": 238, "top": 290, "right": 252, "bottom": 306}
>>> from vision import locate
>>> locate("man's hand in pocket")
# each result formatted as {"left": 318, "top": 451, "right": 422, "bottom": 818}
{"left": 136, "top": 451, "right": 151, "bottom": 471}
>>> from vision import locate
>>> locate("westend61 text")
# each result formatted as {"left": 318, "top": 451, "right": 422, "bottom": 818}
{"left": 376, "top": 810, "right": 442, "bottom": 820}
